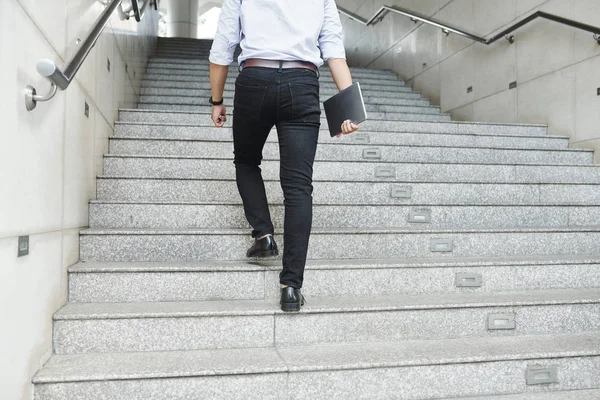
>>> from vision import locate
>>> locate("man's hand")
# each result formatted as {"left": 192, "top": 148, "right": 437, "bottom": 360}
{"left": 212, "top": 104, "right": 227, "bottom": 127}
{"left": 335, "top": 119, "right": 359, "bottom": 138}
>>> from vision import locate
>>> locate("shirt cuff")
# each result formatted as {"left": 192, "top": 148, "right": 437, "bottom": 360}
{"left": 321, "top": 45, "right": 346, "bottom": 61}
{"left": 209, "top": 53, "right": 234, "bottom": 66}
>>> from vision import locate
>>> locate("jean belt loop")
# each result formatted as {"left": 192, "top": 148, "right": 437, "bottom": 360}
{"left": 278, "top": 60, "right": 283, "bottom": 73}
{"left": 316, "top": 67, "right": 320, "bottom": 79}
{"left": 238, "top": 61, "right": 244, "bottom": 73}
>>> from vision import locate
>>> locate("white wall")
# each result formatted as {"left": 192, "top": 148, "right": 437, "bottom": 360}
{"left": 0, "top": 1, "right": 158, "bottom": 399}
{"left": 338, "top": 0, "right": 600, "bottom": 160}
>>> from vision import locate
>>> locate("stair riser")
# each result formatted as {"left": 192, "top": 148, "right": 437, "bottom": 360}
{"left": 105, "top": 157, "right": 527, "bottom": 182}
{"left": 80, "top": 230, "right": 600, "bottom": 262}
{"left": 126, "top": 110, "right": 445, "bottom": 124}
{"left": 139, "top": 94, "right": 425, "bottom": 106}
{"left": 110, "top": 134, "right": 567, "bottom": 152}
{"left": 141, "top": 103, "right": 487, "bottom": 113}
{"left": 87, "top": 203, "right": 600, "bottom": 230}
{"left": 103, "top": 145, "right": 592, "bottom": 169}
{"left": 31, "top": 356, "right": 600, "bottom": 400}
{"left": 34, "top": 374, "right": 285, "bottom": 400}
{"left": 114, "top": 119, "right": 547, "bottom": 137}
{"left": 53, "top": 304, "right": 600, "bottom": 354}
{"left": 140, "top": 86, "right": 415, "bottom": 98}
{"left": 102, "top": 157, "right": 600, "bottom": 183}
{"left": 143, "top": 79, "right": 411, "bottom": 93}
{"left": 69, "top": 263, "right": 600, "bottom": 303}
{"left": 143, "top": 73, "right": 407, "bottom": 87}
{"left": 95, "top": 179, "right": 596, "bottom": 205}
{"left": 139, "top": 100, "right": 432, "bottom": 111}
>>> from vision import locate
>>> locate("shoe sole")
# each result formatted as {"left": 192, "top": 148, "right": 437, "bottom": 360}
{"left": 247, "top": 249, "right": 279, "bottom": 258}
{"left": 281, "top": 302, "right": 301, "bottom": 312}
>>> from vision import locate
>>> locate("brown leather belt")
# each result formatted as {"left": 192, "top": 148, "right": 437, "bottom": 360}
{"left": 242, "top": 58, "right": 318, "bottom": 73}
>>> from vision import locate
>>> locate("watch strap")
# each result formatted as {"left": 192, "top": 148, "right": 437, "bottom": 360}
{"left": 209, "top": 96, "right": 224, "bottom": 105}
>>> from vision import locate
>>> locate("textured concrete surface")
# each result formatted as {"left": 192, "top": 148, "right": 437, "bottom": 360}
{"left": 89, "top": 202, "right": 600, "bottom": 230}
{"left": 96, "top": 178, "right": 595, "bottom": 205}
{"left": 79, "top": 227, "right": 600, "bottom": 262}
{"left": 35, "top": 374, "right": 286, "bottom": 400}
{"left": 139, "top": 99, "right": 435, "bottom": 111}
{"left": 52, "top": 289, "right": 600, "bottom": 354}
{"left": 102, "top": 156, "right": 600, "bottom": 182}
{"left": 113, "top": 126, "right": 566, "bottom": 151}
{"left": 111, "top": 131, "right": 568, "bottom": 151}
{"left": 115, "top": 112, "right": 547, "bottom": 136}
{"left": 113, "top": 122, "right": 552, "bottom": 143}
{"left": 69, "top": 258, "right": 600, "bottom": 302}
{"left": 34, "top": 334, "right": 600, "bottom": 400}
{"left": 448, "top": 389, "right": 600, "bottom": 399}
{"left": 139, "top": 95, "right": 432, "bottom": 108}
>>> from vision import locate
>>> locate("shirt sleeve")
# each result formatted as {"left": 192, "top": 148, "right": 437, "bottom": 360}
{"left": 209, "top": 0, "right": 242, "bottom": 65}
{"left": 318, "top": 0, "right": 346, "bottom": 61}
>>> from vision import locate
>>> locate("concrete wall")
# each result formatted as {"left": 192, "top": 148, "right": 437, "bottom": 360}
{"left": 0, "top": 1, "right": 159, "bottom": 399}
{"left": 339, "top": 0, "right": 600, "bottom": 159}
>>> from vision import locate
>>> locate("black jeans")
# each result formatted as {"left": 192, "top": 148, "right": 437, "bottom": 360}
{"left": 233, "top": 66, "right": 321, "bottom": 289}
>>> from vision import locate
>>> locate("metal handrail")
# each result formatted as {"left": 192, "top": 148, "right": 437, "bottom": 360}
{"left": 338, "top": 4, "right": 600, "bottom": 46}
{"left": 25, "top": 0, "right": 153, "bottom": 111}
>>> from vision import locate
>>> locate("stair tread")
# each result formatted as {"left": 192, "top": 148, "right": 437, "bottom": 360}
{"left": 54, "top": 288, "right": 600, "bottom": 320}
{"left": 449, "top": 390, "right": 600, "bottom": 399}
{"left": 69, "top": 254, "right": 600, "bottom": 272}
{"left": 114, "top": 111, "right": 546, "bottom": 128}
{"left": 33, "top": 332, "right": 600, "bottom": 383}
{"left": 79, "top": 225, "right": 600, "bottom": 235}
{"left": 103, "top": 152, "right": 594, "bottom": 161}
{"left": 113, "top": 128, "right": 566, "bottom": 143}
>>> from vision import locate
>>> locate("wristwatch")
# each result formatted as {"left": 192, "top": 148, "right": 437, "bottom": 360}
{"left": 209, "top": 96, "right": 224, "bottom": 106}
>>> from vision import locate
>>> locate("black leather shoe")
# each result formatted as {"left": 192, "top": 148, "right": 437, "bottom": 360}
{"left": 246, "top": 235, "right": 279, "bottom": 258}
{"left": 280, "top": 287, "right": 305, "bottom": 312}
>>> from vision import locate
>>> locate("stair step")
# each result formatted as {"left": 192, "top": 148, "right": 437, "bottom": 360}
{"left": 103, "top": 141, "right": 592, "bottom": 167}
{"left": 87, "top": 200, "right": 600, "bottom": 230}
{"left": 33, "top": 333, "right": 600, "bottom": 400}
{"left": 139, "top": 93, "right": 426, "bottom": 107}
{"left": 96, "top": 175, "right": 600, "bottom": 204}
{"left": 143, "top": 78, "right": 411, "bottom": 93}
{"left": 52, "top": 289, "right": 600, "bottom": 354}
{"left": 80, "top": 226, "right": 600, "bottom": 262}
{"left": 110, "top": 131, "right": 568, "bottom": 153}
{"left": 68, "top": 255, "right": 600, "bottom": 302}
{"left": 102, "top": 155, "right": 600, "bottom": 183}
{"left": 449, "top": 389, "right": 600, "bottom": 399}
{"left": 140, "top": 85, "right": 416, "bottom": 98}
{"left": 104, "top": 155, "right": 600, "bottom": 184}
{"left": 114, "top": 115, "right": 548, "bottom": 137}
{"left": 138, "top": 100, "right": 434, "bottom": 112}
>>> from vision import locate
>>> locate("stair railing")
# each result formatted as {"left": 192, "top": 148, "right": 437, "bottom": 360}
{"left": 25, "top": 0, "right": 157, "bottom": 111}
{"left": 338, "top": 4, "right": 600, "bottom": 46}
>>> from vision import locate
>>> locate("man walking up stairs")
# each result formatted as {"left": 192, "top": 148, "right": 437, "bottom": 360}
{"left": 31, "top": 37, "right": 600, "bottom": 400}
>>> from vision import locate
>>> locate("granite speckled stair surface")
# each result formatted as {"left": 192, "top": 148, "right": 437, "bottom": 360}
{"left": 33, "top": 37, "right": 600, "bottom": 399}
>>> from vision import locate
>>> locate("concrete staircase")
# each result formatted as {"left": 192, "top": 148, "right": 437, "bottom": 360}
{"left": 33, "top": 37, "right": 600, "bottom": 399}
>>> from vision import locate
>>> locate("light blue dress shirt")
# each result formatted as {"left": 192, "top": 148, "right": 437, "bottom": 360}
{"left": 209, "top": 0, "right": 346, "bottom": 68}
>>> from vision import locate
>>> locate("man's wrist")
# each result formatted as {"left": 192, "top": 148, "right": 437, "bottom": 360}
{"left": 209, "top": 96, "right": 224, "bottom": 106}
